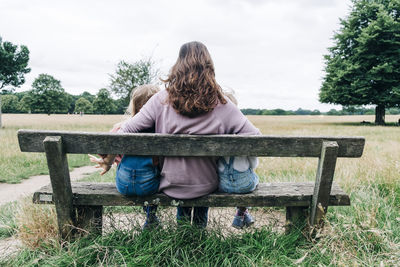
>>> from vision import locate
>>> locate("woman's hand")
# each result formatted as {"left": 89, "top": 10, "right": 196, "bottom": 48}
{"left": 88, "top": 154, "right": 116, "bottom": 175}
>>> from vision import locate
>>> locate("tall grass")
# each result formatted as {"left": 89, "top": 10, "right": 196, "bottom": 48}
{"left": 1, "top": 226, "right": 310, "bottom": 266}
{"left": 0, "top": 114, "right": 399, "bottom": 266}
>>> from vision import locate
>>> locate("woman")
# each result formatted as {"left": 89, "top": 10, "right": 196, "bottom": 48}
{"left": 102, "top": 41, "right": 260, "bottom": 227}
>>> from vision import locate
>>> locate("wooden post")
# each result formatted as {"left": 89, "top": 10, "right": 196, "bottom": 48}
{"left": 310, "top": 141, "right": 338, "bottom": 226}
{"left": 75, "top": 205, "right": 103, "bottom": 236}
{"left": 43, "top": 136, "right": 75, "bottom": 239}
{"left": 285, "top": 206, "right": 308, "bottom": 233}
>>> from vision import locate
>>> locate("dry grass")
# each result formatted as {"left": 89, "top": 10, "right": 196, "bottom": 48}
{"left": 1, "top": 114, "right": 123, "bottom": 130}
{"left": 15, "top": 198, "right": 58, "bottom": 249}
{"left": 250, "top": 115, "right": 400, "bottom": 190}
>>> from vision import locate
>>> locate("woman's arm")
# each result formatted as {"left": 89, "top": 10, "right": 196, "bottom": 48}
{"left": 222, "top": 101, "right": 261, "bottom": 135}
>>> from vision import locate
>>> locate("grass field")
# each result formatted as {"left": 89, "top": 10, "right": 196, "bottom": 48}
{"left": 0, "top": 113, "right": 399, "bottom": 266}
{"left": 0, "top": 114, "right": 124, "bottom": 183}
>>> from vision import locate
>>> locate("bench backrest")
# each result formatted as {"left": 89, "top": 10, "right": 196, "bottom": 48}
{"left": 18, "top": 129, "right": 365, "bottom": 158}
{"left": 17, "top": 129, "right": 365, "bottom": 236}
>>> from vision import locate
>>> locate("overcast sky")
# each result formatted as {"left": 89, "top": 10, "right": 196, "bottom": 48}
{"left": 0, "top": 0, "right": 352, "bottom": 111}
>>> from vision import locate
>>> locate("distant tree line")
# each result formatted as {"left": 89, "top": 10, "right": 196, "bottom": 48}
{"left": 1, "top": 73, "right": 127, "bottom": 115}
{"left": 241, "top": 107, "right": 400, "bottom": 116}
{"left": 3, "top": 78, "right": 400, "bottom": 115}
{"left": 0, "top": 53, "right": 158, "bottom": 115}
{"left": 0, "top": 84, "right": 125, "bottom": 115}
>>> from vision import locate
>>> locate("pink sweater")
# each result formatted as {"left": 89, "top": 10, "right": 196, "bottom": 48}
{"left": 119, "top": 90, "right": 260, "bottom": 199}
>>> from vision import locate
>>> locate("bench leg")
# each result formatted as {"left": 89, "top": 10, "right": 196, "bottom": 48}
{"left": 285, "top": 206, "right": 308, "bottom": 233}
{"left": 43, "top": 136, "right": 75, "bottom": 240}
{"left": 75, "top": 205, "right": 103, "bottom": 236}
{"left": 310, "top": 141, "right": 338, "bottom": 227}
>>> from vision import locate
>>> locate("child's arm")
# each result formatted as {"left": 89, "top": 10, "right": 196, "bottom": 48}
{"left": 88, "top": 154, "right": 117, "bottom": 175}
{"left": 249, "top": 157, "right": 259, "bottom": 169}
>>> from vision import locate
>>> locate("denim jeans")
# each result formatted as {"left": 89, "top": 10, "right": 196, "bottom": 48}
{"left": 176, "top": 207, "right": 209, "bottom": 228}
{"left": 218, "top": 157, "right": 259, "bottom": 194}
{"left": 115, "top": 155, "right": 160, "bottom": 196}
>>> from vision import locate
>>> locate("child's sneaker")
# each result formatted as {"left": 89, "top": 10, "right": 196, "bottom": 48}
{"left": 243, "top": 212, "right": 255, "bottom": 227}
{"left": 232, "top": 215, "right": 245, "bottom": 229}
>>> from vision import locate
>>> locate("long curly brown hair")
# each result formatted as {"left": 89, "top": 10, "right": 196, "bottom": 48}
{"left": 163, "top": 41, "right": 226, "bottom": 117}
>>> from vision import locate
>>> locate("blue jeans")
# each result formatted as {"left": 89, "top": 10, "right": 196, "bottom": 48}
{"left": 115, "top": 155, "right": 160, "bottom": 196}
{"left": 177, "top": 207, "right": 209, "bottom": 228}
{"left": 218, "top": 157, "right": 259, "bottom": 194}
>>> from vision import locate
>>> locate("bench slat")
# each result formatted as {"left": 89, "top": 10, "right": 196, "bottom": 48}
{"left": 33, "top": 182, "right": 350, "bottom": 207}
{"left": 18, "top": 130, "right": 365, "bottom": 158}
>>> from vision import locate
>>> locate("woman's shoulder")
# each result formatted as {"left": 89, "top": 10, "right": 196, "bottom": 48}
{"left": 214, "top": 97, "right": 242, "bottom": 118}
{"left": 151, "top": 89, "right": 168, "bottom": 102}
{"left": 143, "top": 90, "right": 168, "bottom": 110}
{"left": 213, "top": 96, "right": 260, "bottom": 135}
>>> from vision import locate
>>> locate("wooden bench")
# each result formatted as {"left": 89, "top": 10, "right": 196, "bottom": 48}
{"left": 17, "top": 129, "right": 365, "bottom": 239}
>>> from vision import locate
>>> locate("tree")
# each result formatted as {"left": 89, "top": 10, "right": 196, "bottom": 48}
{"left": 79, "top": 91, "right": 95, "bottom": 103}
{"left": 93, "top": 88, "right": 115, "bottom": 114}
{"left": 320, "top": 0, "right": 400, "bottom": 125}
{"left": 29, "top": 74, "right": 69, "bottom": 114}
{"left": 0, "top": 37, "right": 30, "bottom": 127}
{"left": 0, "top": 95, "right": 19, "bottom": 113}
{"left": 109, "top": 59, "right": 158, "bottom": 107}
{"left": 114, "top": 98, "right": 128, "bottom": 114}
{"left": 18, "top": 94, "right": 32, "bottom": 113}
{"left": 74, "top": 97, "right": 93, "bottom": 114}
{"left": 310, "top": 109, "right": 321, "bottom": 116}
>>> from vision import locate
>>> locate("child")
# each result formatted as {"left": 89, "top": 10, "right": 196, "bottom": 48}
{"left": 89, "top": 84, "right": 161, "bottom": 229}
{"left": 219, "top": 90, "right": 259, "bottom": 229}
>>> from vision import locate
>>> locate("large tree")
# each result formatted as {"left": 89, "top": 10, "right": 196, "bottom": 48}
{"left": 320, "top": 0, "right": 400, "bottom": 125}
{"left": 0, "top": 37, "right": 30, "bottom": 127}
{"left": 29, "top": 74, "right": 69, "bottom": 115}
{"left": 109, "top": 59, "right": 158, "bottom": 107}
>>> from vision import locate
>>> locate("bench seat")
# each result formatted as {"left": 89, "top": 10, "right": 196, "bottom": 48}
{"left": 33, "top": 181, "right": 350, "bottom": 207}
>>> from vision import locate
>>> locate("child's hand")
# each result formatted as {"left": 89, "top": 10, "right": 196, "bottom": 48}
{"left": 111, "top": 122, "right": 122, "bottom": 132}
{"left": 88, "top": 154, "right": 113, "bottom": 175}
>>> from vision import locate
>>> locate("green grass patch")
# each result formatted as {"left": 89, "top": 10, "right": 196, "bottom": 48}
{"left": 0, "top": 226, "right": 312, "bottom": 266}
{"left": 0, "top": 202, "right": 18, "bottom": 239}
{"left": 0, "top": 153, "right": 90, "bottom": 184}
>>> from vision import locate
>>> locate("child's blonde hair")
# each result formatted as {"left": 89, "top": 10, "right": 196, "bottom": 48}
{"left": 125, "top": 84, "right": 160, "bottom": 116}
{"left": 223, "top": 89, "right": 238, "bottom": 106}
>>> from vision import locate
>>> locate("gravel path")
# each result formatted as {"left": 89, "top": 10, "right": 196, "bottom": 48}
{"left": 0, "top": 165, "right": 98, "bottom": 206}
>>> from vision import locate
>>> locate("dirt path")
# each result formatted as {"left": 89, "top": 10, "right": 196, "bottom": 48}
{"left": 0, "top": 165, "right": 98, "bottom": 206}
{"left": 0, "top": 237, "right": 21, "bottom": 260}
